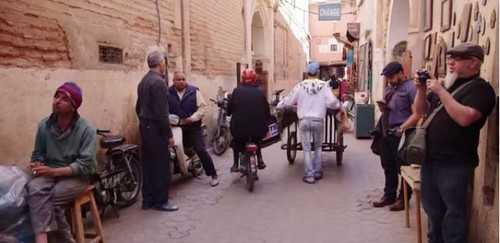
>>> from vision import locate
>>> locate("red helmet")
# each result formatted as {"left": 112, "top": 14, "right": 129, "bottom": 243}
{"left": 241, "top": 68, "right": 257, "bottom": 85}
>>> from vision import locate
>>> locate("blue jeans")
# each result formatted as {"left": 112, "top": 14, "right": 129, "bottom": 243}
{"left": 421, "top": 161, "right": 474, "bottom": 243}
{"left": 299, "top": 118, "right": 324, "bottom": 178}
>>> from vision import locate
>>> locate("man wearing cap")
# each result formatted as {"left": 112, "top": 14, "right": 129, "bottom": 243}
{"left": 26, "top": 82, "right": 97, "bottom": 243}
{"left": 414, "top": 43, "right": 496, "bottom": 243}
{"left": 372, "top": 61, "right": 420, "bottom": 211}
{"left": 136, "top": 51, "right": 178, "bottom": 211}
{"left": 277, "top": 62, "right": 341, "bottom": 184}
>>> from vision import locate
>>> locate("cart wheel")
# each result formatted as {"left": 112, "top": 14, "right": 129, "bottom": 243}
{"left": 287, "top": 131, "right": 297, "bottom": 164}
{"left": 336, "top": 151, "right": 343, "bottom": 166}
{"left": 336, "top": 130, "right": 344, "bottom": 166}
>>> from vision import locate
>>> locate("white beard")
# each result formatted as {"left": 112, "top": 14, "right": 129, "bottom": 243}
{"left": 444, "top": 72, "right": 458, "bottom": 89}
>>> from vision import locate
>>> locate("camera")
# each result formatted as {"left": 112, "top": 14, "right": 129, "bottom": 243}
{"left": 417, "top": 69, "right": 431, "bottom": 84}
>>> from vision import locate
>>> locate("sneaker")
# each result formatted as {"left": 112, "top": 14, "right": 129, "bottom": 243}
{"left": 314, "top": 171, "right": 323, "bottom": 180}
{"left": 210, "top": 176, "right": 220, "bottom": 187}
{"left": 230, "top": 165, "right": 239, "bottom": 173}
{"left": 302, "top": 176, "right": 316, "bottom": 184}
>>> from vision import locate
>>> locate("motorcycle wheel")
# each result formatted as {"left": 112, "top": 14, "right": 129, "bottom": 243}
{"left": 117, "top": 152, "right": 142, "bottom": 207}
{"left": 246, "top": 154, "right": 256, "bottom": 192}
{"left": 190, "top": 156, "right": 204, "bottom": 177}
{"left": 212, "top": 127, "right": 230, "bottom": 155}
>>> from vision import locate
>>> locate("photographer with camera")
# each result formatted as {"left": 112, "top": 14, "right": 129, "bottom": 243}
{"left": 372, "top": 61, "right": 421, "bottom": 211}
{"left": 413, "top": 43, "right": 496, "bottom": 243}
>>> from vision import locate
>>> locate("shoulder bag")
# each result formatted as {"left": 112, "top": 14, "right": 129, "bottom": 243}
{"left": 398, "top": 80, "right": 476, "bottom": 164}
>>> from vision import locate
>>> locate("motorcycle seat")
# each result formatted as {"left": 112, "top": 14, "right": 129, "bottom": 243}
{"left": 100, "top": 135, "right": 125, "bottom": 149}
{"left": 111, "top": 144, "right": 139, "bottom": 153}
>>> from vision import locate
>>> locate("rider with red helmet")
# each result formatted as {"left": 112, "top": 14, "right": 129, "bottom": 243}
{"left": 227, "top": 68, "right": 270, "bottom": 172}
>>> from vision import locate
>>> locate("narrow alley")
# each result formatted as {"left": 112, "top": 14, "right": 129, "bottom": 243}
{"left": 104, "top": 135, "right": 420, "bottom": 243}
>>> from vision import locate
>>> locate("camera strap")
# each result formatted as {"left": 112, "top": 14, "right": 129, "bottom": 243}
{"left": 421, "top": 79, "right": 477, "bottom": 129}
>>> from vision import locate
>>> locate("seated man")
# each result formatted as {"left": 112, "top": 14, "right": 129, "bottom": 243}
{"left": 228, "top": 68, "right": 270, "bottom": 172}
{"left": 27, "top": 82, "right": 96, "bottom": 243}
{"left": 167, "top": 71, "right": 219, "bottom": 187}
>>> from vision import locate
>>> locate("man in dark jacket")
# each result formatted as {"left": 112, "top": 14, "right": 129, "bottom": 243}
{"left": 228, "top": 68, "right": 270, "bottom": 172}
{"left": 167, "top": 71, "right": 219, "bottom": 187}
{"left": 136, "top": 50, "right": 178, "bottom": 212}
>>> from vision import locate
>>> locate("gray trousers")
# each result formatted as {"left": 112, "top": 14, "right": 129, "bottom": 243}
{"left": 26, "top": 176, "right": 88, "bottom": 243}
{"left": 299, "top": 117, "right": 324, "bottom": 177}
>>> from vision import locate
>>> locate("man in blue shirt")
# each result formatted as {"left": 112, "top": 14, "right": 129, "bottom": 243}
{"left": 373, "top": 62, "right": 420, "bottom": 211}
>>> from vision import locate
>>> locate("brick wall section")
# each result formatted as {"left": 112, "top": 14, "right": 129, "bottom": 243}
{"left": 0, "top": 0, "right": 180, "bottom": 69}
{"left": 189, "top": 0, "right": 245, "bottom": 76}
{"left": 0, "top": 8, "right": 71, "bottom": 68}
{"left": 274, "top": 12, "right": 306, "bottom": 84}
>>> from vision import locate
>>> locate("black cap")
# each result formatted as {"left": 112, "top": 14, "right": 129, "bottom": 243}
{"left": 381, "top": 61, "right": 403, "bottom": 77}
{"left": 446, "top": 43, "right": 484, "bottom": 61}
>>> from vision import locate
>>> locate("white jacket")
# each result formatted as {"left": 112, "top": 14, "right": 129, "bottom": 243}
{"left": 277, "top": 78, "right": 340, "bottom": 119}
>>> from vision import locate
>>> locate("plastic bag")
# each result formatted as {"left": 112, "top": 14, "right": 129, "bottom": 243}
{"left": 0, "top": 166, "right": 35, "bottom": 243}
{"left": 335, "top": 110, "right": 353, "bottom": 133}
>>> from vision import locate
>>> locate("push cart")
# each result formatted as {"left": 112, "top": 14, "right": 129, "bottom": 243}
{"left": 279, "top": 109, "right": 346, "bottom": 166}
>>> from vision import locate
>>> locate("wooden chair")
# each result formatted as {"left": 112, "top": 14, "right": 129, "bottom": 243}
{"left": 70, "top": 185, "right": 105, "bottom": 243}
{"left": 401, "top": 165, "right": 423, "bottom": 243}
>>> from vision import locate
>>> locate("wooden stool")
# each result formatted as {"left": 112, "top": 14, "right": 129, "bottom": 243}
{"left": 401, "top": 165, "right": 422, "bottom": 243}
{"left": 70, "top": 185, "right": 105, "bottom": 243}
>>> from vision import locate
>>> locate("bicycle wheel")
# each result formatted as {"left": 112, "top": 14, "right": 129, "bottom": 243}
{"left": 286, "top": 131, "right": 297, "bottom": 164}
{"left": 212, "top": 127, "right": 230, "bottom": 155}
{"left": 117, "top": 152, "right": 142, "bottom": 207}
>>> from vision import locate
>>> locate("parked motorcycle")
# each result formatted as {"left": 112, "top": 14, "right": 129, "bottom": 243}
{"left": 94, "top": 129, "right": 142, "bottom": 216}
{"left": 210, "top": 90, "right": 231, "bottom": 155}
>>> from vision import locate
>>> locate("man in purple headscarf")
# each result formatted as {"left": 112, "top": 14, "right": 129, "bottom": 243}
{"left": 26, "top": 82, "right": 97, "bottom": 243}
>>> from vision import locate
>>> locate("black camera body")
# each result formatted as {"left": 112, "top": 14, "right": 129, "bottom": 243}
{"left": 417, "top": 70, "right": 431, "bottom": 84}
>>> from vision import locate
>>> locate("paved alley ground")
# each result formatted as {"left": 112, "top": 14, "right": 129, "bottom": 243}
{"left": 104, "top": 134, "right": 424, "bottom": 243}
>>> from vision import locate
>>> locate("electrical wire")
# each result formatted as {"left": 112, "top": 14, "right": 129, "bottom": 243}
{"left": 155, "top": 0, "right": 161, "bottom": 44}
{"left": 278, "top": 1, "right": 310, "bottom": 38}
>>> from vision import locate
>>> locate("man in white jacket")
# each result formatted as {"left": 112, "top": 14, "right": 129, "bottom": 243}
{"left": 278, "top": 62, "right": 341, "bottom": 184}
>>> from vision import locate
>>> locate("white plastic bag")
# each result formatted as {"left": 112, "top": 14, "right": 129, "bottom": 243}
{"left": 0, "top": 166, "right": 34, "bottom": 243}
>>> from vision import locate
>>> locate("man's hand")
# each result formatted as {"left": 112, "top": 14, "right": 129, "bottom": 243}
{"left": 169, "top": 137, "right": 175, "bottom": 147}
{"left": 427, "top": 78, "right": 446, "bottom": 95}
{"left": 31, "top": 165, "right": 56, "bottom": 177}
{"left": 181, "top": 117, "right": 194, "bottom": 125}
{"left": 28, "top": 161, "right": 44, "bottom": 169}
